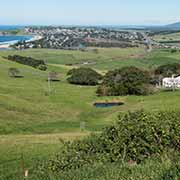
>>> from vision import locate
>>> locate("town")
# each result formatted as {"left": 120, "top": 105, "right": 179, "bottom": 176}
{"left": 13, "top": 27, "right": 145, "bottom": 49}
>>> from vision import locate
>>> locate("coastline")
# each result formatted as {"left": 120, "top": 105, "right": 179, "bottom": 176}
{"left": 26, "top": 35, "right": 43, "bottom": 42}
{"left": 0, "top": 35, "right": 43, "bottom": 50}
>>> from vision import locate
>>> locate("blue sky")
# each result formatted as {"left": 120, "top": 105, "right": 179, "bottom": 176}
{"left": 0, "top": 0, "right": 180, "bottom": 25}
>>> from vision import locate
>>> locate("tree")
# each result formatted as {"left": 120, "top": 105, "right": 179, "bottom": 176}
{"left": 8, "top": 68, "right": 20, "bottom": 78}
{"left": 38, "top": 65, "right": 47, "bottom": 71}
{"left": 155, "top": 63, "right": 180, "bottom": 77}
{"left": 171, "top": 49, "right": 177, "bottom": 53}
{"left": 97, "top": 66, "right": 152, "bottom": 96}
{"left": 48, "top": 71, "right": 59, "bottom": 81}
{"left": 7, "top": 55, "right": 47, "bottom": 71}
{"left": 67, "top": 68, "right": 102, "bottom": 86}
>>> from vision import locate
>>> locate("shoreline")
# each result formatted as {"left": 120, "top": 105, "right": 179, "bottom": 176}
{"left": 0, "top": 35, "right": 43, "bottom": 50}
{"left": 26, "top": 35, "right": 43, "bottom": 42}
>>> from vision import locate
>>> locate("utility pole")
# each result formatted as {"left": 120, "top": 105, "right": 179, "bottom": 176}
{"left": 48, "top": 72, "right": 51, "bottom": 94}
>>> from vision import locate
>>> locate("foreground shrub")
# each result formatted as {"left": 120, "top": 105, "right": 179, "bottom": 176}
{"left": 45, "top": 110, "right": 180, "bottom": 173}
{"left": 97, "top": 66, "right": 152, "bottom": 96}
{"left": 67, "top": 68, "right": 102, "bottom": 85}
{"left": 7, "top": 55, "right": 47, "bottom": 71}
{"left": 162, "top": 156, "right": 180, "bottom": 180}
{"left": 36, "top": 153, "right": 179, "bottom": 180}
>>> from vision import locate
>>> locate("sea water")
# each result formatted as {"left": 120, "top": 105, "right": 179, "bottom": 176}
{"left": 0, "top": 25, "right": 32, "bottom": 44}
{"left": 0, "top": 35, "right": 32, "bottom": 44}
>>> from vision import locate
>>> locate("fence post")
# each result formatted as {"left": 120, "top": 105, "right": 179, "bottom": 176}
{"left": 21, "top": 153, "right": 25, "bottom": 178}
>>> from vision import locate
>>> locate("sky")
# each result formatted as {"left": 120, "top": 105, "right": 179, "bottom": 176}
{"left": 0, "top": 0, "right": 180, "bottom": 26}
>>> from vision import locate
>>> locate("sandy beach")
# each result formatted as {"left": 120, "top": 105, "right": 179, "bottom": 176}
{"left": 26, "top": 35, "right": 43, "bottom": 42}
{"left": 0, "top": 44, "right": 10, "bottom": 49}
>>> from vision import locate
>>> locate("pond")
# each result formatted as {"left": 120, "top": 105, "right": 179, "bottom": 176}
{"left": 94, "top": 102, "right": 124, "bottom": 108}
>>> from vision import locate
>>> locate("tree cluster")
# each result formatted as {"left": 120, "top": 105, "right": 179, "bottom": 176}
{"left": 155, "top": 63, "right": 180, "bottom": 77}
{"left": 67, "top": 68, "right": 102, "bottom": 86}
{"left": 7, "top": 55, "right": 47, "bottom": 71}
{"left": 97, "top": 66, "right": 152, "bottom": 96}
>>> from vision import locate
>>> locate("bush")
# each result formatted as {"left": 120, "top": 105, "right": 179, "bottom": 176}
{"left": 7, "top": 55, "right": 47, "bottom": 71}
{"left": 97, "top": 66, "right": 151, "bottom": 96}
{"left": 67, "top": 68, "right": 102, "bottom": 86}
{"left": 170, "top": 49, "right": 177, "bottom": 53}
{"left": 44, "top": 110, "right": 180, "bottom": 173}
{"left": 36, "top": 154, "right": 180, "bottom": 180}
{"left": 155, "top": 63, "right": 180, "bottom": 77}
{"left": 38, "top": 64, "right": 47, "bottom": 71}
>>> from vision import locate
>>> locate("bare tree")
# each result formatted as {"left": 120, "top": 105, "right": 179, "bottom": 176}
{"left": 48, "top": 71, "right": 59, "bottom": 81}
{"left": 8, "top": 68, "right": 20, "bottom": 78}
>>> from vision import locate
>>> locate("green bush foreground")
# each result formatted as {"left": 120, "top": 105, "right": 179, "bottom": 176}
{"left": 41, "top": 110, "right": 180, "bottom": 175}
{"left": 31, "top": 154, "right": 180, "bottom": 180}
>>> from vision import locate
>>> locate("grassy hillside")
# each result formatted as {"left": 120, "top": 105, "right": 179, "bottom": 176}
{"left": 0, "top": 47, "right": 180, "bottom": 179}
{"left": 153, "top": 32, "right": 180, "bottom": 42}
{"left": 152, "top": 32, "right": 180, "bottom": 47}
{"left": 2, "top": 47, "right": 180, "bottom": 70}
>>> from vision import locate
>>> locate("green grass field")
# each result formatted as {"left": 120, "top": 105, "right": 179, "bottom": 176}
{"left": 0, "top": 47, "right": 180, "bottom": 179}
{"left": 152, "top": 32, "right": 180, "bottom": 47}
{"left": 153, "top": 32, "right": 180, "bottom": 42}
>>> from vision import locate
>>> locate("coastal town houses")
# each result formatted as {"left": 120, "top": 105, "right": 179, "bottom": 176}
{"left": 163, "top": 75, "right": 180, "bottom": 89}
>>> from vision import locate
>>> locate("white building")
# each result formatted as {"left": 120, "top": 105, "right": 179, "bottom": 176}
{"left": 163, "top": 76, "right": 180, "bottom": 89}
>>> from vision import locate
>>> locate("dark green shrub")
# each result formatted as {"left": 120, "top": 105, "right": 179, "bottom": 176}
{"left": 38, "top": 154, "right": 179, "bottom": 180}
{"left": 170, "top": 49, "right": 177, "bottom": 53}
{"left": 97, "top": 66, "right": 151, "bottom": 96}
{"left": 38, "top": 64, "right": 47, "bottom": 71}
{"left": 45, "top": 110, "right": 180, "bottom": 173}
{"left": 155, "top": 63, "right": 180, "bottom": 77}
{"left": 7, "top": 55, "right": 47, "bottom": 71}
{"left": 67, "top": 68, "right": 102, "bottom": 86}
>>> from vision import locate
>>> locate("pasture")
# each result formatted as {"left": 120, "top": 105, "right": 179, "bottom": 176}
{"left": 0, "top": 47, "right": 180, "bottom": 178}
{"left": 152, "top": 32, "right": 180, "bottom": 42}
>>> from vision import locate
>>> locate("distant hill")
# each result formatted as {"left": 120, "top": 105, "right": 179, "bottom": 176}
{"left": 166, "top": 22, "right": 180, "bottom": 28}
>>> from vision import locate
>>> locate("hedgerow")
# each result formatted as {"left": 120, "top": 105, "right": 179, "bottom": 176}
{"left": 7, "top": 55, "right": 47, "bottom": 71}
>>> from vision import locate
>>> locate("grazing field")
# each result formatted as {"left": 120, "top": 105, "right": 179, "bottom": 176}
{"left": 152, "top": 32, "right": 180, "bottom": 47}
{"left": 152, "top": 32, "right": 180, "bottom": 42}
{"left": 0, "top": 47, "right": 180, "bottom": 178}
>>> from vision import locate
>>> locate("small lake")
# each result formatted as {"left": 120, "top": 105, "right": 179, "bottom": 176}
{"left": 94, "top": 102, "right": 124, "bottom": 108}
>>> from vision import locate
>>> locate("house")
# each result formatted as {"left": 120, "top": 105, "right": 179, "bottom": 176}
{"left": 163, "top": 76, "right": 180, "bottom": 89}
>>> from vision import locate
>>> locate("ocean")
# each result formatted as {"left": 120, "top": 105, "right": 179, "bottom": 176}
{"left": 0, "top": 35, "right": 32, "bottom": 44}
{"left": 0, "top": 26, "right": 32, "bottom": 44}
{"left": 0, "top": 25, "right": 24, "bottom": 31}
